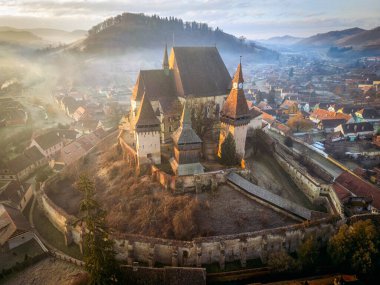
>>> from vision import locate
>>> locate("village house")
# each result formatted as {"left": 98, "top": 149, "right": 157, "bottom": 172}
{"left": 256, "top": 101, "right": 273, "bottom": 111}
{"left": 0, "top": 204, "right": 40, "bottom": 250}
{"left": 317, "top": 118, "right": 347, "bottom": 133}
{"left": 335, "top": 122, "right": 374, "bottom": 140}
{"left": 0, "top": 98, "right": 28, "bottom": 126}
{"left": 309, "top": 108, "right": 351, "bottom": 124}
{"left": 30, "top": 130, "right": 68, "bottom": 158}
{"left": 279, "top": 99, "right": 299, "bottom": 115}
{"left": 332, "top": 171, "right": 380, "bottom": 212}
{"left": 60, "top": 96, "right": 81, "bottom": 118}
{"left": 6, "top": 146, "right": 46, "bottom": 181}
{"left": 247, "top": 107, "right": 263, "bottom": 133}
{"left": 0, "top": 181, "right": 33, "bottom": 211}
{"left": 72, "top": 106, "right": 88, "bottom": 122}
{"left": 355, "top": 108, "right": 380, "bottom": 123}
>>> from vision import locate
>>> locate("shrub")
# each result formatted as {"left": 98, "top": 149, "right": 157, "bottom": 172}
{"left": 328, "top": 219, "right": 379, "bottom": 274}
{"left": 267, "top": 251, "right": 299, "bottom": 273}
{"left": 297, "top": 237, "right": 320, "bottom": 271}
{"left": 220, "top": 132, "right": 239, "bottom": 166}
{"left": 284, "top": 136, "right": 293, "bottom": 148}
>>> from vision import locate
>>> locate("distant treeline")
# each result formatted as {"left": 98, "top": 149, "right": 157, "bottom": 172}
{"left": 83, "top": 12, "right": 276, "bottom": 58}
{"left": 88, "top": 13, "right": 215, "bottom": 36}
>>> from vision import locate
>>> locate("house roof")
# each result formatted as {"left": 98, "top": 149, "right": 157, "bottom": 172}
{"left": 134, "top": 94, "right": 160, "bottom": 131}
{"left": 311, "top": 108, "right": 351, "bottom": 121}
{"left": 249, "top": 106, "right": 262, "bottom": 119}
{"left": 57, "top": 129, "right": 78, "bottom": 140}
{"left": 74, "top": 119, "right": 100, "bottom": 132}
{"left": 273, "top": 122, "right": 291, "bottom": 134}
{"left": 172, "top": 102, "right": 202, "bottom": 145}
{"left": 319, "top": 118, "right": 347, "bottom": 129}
{"left": 257, "top": 101, "right": 272, "bottom": 110}
{"left": 356, "top": 108, "right": 380, "bottom": 119}
{"left": 334, "top": 171, "right": 380, "bottom": 210}
{"left": 262, "top": 111, "right": 275, "bottom": 124}
{"left": 24, "top": 146, "right": 44, "bottom": 163}
{"left": 33, "top": 131, "right": 62, "bottom": 150}
{"left": 72, "top": 106, "right": 87, "bottom": 121}
{"left": 60, "top": 141, "right": 87, "bottom": 165}
{"left": 61, "top": 96, "right": 80, "bottom": 114}
{"left": 280, "top": 100, "right": 297, "bottom": 110}
{"left": 341, "top": 122, "right": 374, "bottom": 133}
{"left": 7, "top": 154, "right": 33, "bottom": 174}
{"left": 93, "top": 128, "right": 107, "bottom": 140}
{"left": 0, "top": 181, "right": 29, "bottom": 207}
{"left": 169, "top": 47, "right": 231, "bottom": 98}
{"left": 0, "top": 204, "right": 31, "bottom": 245}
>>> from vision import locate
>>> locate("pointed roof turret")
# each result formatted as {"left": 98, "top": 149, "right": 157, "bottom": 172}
{"left": 232, "top": 59, "right": 244, "bottom": 87}
{"left": 134, "top": 93, "right": 160, "bottom": 132}
{"left": 162, "top": 44, "right": 169, "bottom": 70}
{"left": 220, "top": 62, "right": 250, "bottom": 125}
{"left": 172, "top": 101, "right": 202, "bottom": 145}
{"left": 180, "top": 100, "right": 192, "bottom": 129}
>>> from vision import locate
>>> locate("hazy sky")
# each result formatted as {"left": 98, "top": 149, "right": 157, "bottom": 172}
{"left": 0, "top": 0, "right": 379, "bottom": 39}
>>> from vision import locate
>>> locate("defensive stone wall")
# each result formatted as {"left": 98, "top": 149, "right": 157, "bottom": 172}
{"left": 272, "top": 142, "right": 342, "bottom": 215}
{"left": 39, "top": 175, "right": 345, "bottom": 269}
{"left": 113, "top": 216, "right": 343, "bottom": 268}
{"left": 39, "top": 177, "right": 79, "bottom": 246}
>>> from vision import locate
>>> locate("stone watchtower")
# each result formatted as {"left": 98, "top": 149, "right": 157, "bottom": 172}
{"left": 170, "top": 102, "right": 204, "bottom": 176}
{"left": 218, "top": 62, "right": 251, "bottom": 159}
{"left": 134, "top": 93, "right": 161, "bottom": 166}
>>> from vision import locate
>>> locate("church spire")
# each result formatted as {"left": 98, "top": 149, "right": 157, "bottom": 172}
{"left": 163, "top": 44, "right": 169, "bottom": 75}
{"left": 180, "top": 100, "right": 192, "bottom": 129}
{"left": 232, "top": 58, "right": 244, "bottom": 89}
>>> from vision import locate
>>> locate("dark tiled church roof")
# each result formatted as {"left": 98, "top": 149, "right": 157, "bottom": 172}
{"left": 170, "top": 47, "right": 231, "bottom": 98}
{"left": 220, "top": 63, "right": 250, "bottom": 124}
{"left": 132, "top": 70, "right": 176, "bottom": 102}
{"left": 134, "top": 94, "right": 160, "bottom": 131}
{"left": 132, "top": 47, "right": 231, "bottom": 106}
{"left": 158, "top": 97, "right": 182, "bottom": 116}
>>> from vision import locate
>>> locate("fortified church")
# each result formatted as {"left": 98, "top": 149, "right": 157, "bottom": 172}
{"left": 119, "top": 46, "right": 261, "bottom": 180}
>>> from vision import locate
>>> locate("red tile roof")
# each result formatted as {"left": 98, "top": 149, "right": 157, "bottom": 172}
{"left": 334, "top": 171, "right": 380, "bottom": 210}
{"left": 311, "top": 108, "right": 351, "bottom": 122}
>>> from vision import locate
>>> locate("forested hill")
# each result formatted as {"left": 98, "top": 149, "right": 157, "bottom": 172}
{"left": 73, "top": 13, "right": 277, "bottom": 60}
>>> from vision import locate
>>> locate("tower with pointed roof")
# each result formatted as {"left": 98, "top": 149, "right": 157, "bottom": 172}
{"left": 134, "top": 94, "right": 161, "bottom": 165}
{"left": 170, "top": 101, "right": 204, "bottom": 176}
{"left": 218, "top": 62, "right": 250, "bottom": 159}
{"left": 163, "top": 44, "right": 169, "bottom": 76}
